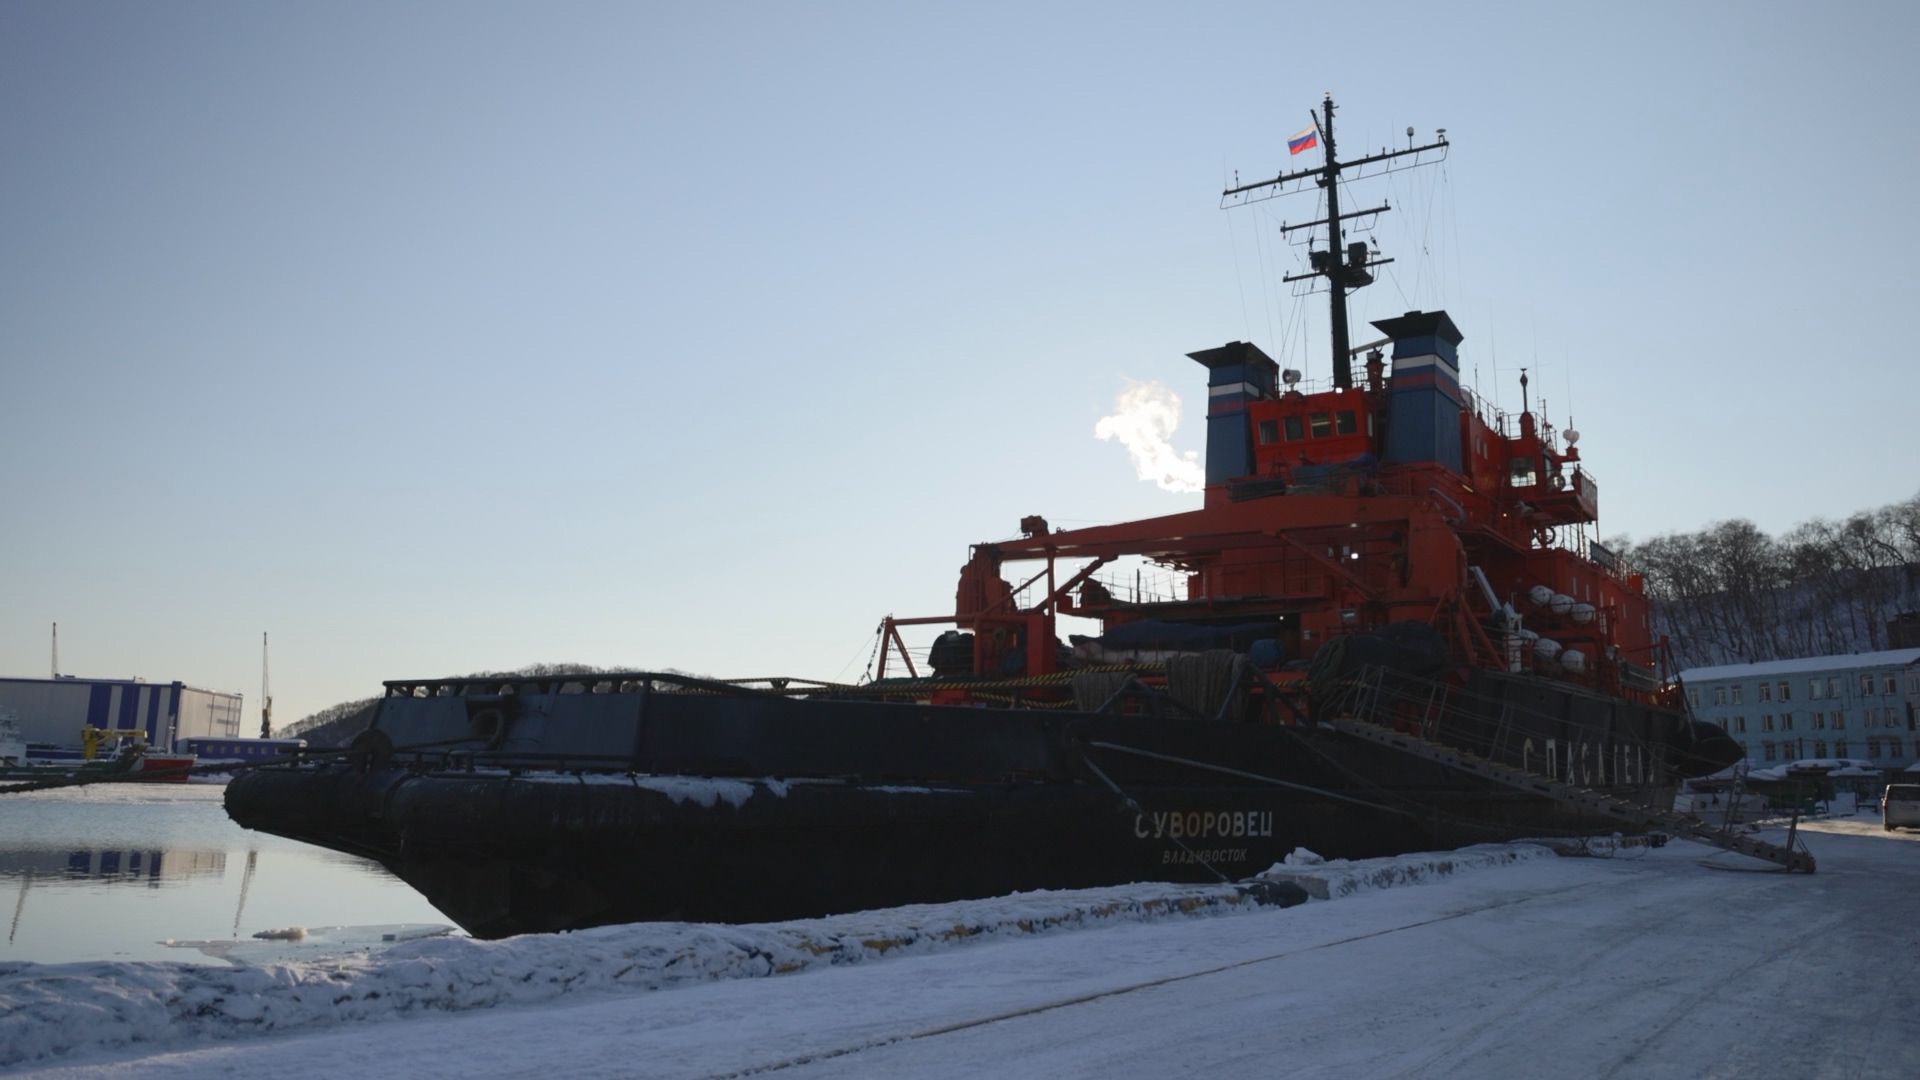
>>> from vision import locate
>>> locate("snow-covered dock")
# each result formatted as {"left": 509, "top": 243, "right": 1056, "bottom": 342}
{"left": 7, "top": 821, "right": 1916, "bottom": 1078}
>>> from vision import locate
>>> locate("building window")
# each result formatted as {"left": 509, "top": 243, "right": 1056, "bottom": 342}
{"left": 1731, "top": 685, "right": 1743, "bottom": 704}
{"left": 1718, "top": 719, "right": 1727, "bottom": 731}
{"left": 1814, "top": 712, "right": 1826, "bottom": 730}
{"left": 1763, "top": 714, "right": 1775, "bottom": 731}
{"left": 1735, "top": 716, "right": 1747, "bottom": 733}
{"left": 1779, "top": 681, "right": 1791, "bottom": 701}
{"left": 1861, "top": 674, "right": 1876, "bottom": 696}
{"left": 1809, "top": 679, "right": 1822, "bottom": 700}
{"left": 1814, "top": 740, "right": 1828, "bottom": 758}
{"left": 1868, "top": 708, "right": 1880, "bottom": 728}
{"left": 1759, "top": 682, "right": 1772, "bottom": 702}
{"left": 1712, "top": 686, "right": 1726, "bottom": 706}
{"left": 1763, "top": 742, "right": 1777, "bottom": 762}
{"left": 1887, "top": 674, "right": 1900, "bottom": 695}
{"left": 1827, "top": 676, "right": 1841, "bottom": 698}
{"left": 1836, "top": 739, "right": 1849, "bottom": 758}
{"left": 1687, "top": 688, "right": 1699, "bottom": 708}
{"left": 1892, "top": 738, "right": 1906, "bottom": 758}
{"left": 1781, "top": 712, "right": 1795, "bottom": 731}
{"left": 1257, "top": 419, "right": 1279, "bottom": 445}
{"left": 1869, "top": 739, "right": 1882, "bottom": 758}
{"left": 1832, "top": 709, "right": 1844, "bottom": 729}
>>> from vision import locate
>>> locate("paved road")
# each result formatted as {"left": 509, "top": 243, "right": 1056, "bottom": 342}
{"left": 765, "top": 822, "right": 1920, "bottom": 1080}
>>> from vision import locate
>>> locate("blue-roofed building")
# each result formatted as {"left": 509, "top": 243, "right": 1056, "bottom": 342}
{"left": 1678, "top": 648, "right": 1920, "bottom": 774}
{"left": 0, "top": 676, "right": 243, "bottom": 754}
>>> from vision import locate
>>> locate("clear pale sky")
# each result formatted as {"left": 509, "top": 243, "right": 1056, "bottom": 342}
{"left": 4, "top": 1, "right": 1916, "bottom": 726}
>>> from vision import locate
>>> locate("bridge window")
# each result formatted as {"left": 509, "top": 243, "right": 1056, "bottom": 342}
{"left": 1509, "top": 458, "right": 1537, "bottom": 488}
{"left": 1335, "top": 409, "right": 1357, "bottom": 434}
{"left": 1308, "top": 413, "right": 1332, "bottom": 437}
{"left": 1258, "top": 419, "right": 1278, "bottom": 445}
{"left": 1284, "top": 415, "right": 1304, "bottom": 440}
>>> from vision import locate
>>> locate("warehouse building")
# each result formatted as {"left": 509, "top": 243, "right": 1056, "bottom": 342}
{"left": 0, "top": 676, "right": 243, "bottom": 754}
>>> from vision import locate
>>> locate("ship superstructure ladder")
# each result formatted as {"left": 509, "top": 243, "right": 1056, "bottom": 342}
{"left": 1321, "top": 713, "right": 1815, "bottom": 873}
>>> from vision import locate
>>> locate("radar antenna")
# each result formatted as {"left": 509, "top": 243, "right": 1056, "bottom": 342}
{"left": 1222, "top": 94, "right": 1448, "bottom": 388}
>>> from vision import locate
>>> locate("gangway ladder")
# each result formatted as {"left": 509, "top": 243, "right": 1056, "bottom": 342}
{"left": 1322, "top": 715, "right": 1817, "bottom": 873}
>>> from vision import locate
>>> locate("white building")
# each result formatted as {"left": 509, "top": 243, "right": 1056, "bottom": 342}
{"left": 0, "top": 676, "right": 243, "bottom": 753}
{"left": 1678, "top": 648, "right": 1920, "bottom": 772}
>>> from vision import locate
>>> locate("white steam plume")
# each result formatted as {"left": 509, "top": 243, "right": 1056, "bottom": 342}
{"left": 1094, "top": 380, "right": 1204, "bottom": 494}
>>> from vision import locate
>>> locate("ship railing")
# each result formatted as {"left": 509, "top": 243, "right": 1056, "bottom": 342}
{"left": 380, "top": 671, "right": 833, "bottom": 701}
{"left": 376, "top": 668, "right": 1123, "bottom": 710}
{"left": 1065, "top": 565, "right": 1189, "bottom": 607}
{"left": 1572, "top": 466, "right": 1600, "bottom": 517}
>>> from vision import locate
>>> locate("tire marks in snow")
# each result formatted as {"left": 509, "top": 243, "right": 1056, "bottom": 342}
{"left": 703, "top": 875, "right": 1633, "bottom": 1079}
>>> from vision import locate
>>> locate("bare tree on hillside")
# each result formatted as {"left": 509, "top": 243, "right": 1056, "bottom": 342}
{"left": 1614, "top": 492, "right": 1920, "bottom": 668}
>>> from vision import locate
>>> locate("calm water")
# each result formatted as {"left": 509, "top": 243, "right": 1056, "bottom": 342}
{"left": 0, "top": 783, "right": 451, "bottom": 966}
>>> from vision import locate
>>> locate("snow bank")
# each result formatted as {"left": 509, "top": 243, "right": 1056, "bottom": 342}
{"left": 0, "top": 845, "right": 1537, "bottom": 1068}
{"left": 1251, "top": 841, "right": 1556, "bottom": 901}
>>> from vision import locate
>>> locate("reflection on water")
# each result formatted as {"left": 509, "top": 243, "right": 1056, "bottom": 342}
{"left": 0, "top": 847, "right": 227, "bottom": 885}
{"left": 0, "top": 786, "right": 450, "bottom": 965}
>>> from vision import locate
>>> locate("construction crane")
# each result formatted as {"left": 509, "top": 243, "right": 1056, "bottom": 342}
{"left": 260, "top": 632, "right": 273, "bottom": 739}
{"left": 81, "top": 725, "right": 148, "bottom": 760}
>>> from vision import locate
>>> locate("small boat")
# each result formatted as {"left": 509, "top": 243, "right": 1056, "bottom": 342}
{"left": 0, "top": 724, "right": 196, "bottom": 784}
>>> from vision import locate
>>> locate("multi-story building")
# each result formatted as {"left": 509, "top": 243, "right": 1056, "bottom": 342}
{"left": 1678, "top": 648, "right": 1920, "bottom": 773}
{"left": 0, "top": 676, "right": 243, "bottom": 754}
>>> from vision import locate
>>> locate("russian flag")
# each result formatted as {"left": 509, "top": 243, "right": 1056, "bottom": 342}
{"left": 1287, "top": 124, "right": 1318, "bottom": 155}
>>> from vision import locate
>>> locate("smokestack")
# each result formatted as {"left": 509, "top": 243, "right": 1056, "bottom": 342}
{"left": 1370, "top": 310, "right": 1465, "bottom": 471}
{"left": 1186, "top": 341, "right": 1278, "bottom": 492}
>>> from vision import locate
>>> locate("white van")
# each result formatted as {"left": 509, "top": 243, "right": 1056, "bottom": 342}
{"left": 1884, "top": 784, "right": 1920, "bottom": 831}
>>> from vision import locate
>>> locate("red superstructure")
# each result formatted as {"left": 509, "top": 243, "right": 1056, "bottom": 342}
{"left": 889, "top": 308, "right": 1664, "bottom": 713}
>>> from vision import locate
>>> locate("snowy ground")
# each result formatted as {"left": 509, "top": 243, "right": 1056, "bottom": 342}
{"left": 6, "top": 822, "right": 1917, "bottom": 1079}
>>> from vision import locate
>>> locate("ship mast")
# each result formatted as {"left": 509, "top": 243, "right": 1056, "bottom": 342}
{"left": 1222, "top": 94, "right": 1448, "bottom": 388}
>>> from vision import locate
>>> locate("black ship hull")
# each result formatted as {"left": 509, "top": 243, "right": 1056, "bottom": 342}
{"left": 224, "top": 671, "right": 1708, "bottom": 938}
